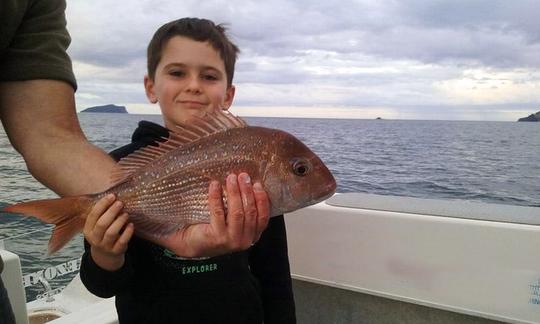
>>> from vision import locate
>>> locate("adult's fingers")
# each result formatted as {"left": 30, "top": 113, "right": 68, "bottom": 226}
{"left": 238, "top": 173, "right": 257, "bottom": 246}
{"left": 84, "top": 194, "right": 115, "bottom": 235}
{"left": 252, "top": 182, "right": 270, "bottom": 243}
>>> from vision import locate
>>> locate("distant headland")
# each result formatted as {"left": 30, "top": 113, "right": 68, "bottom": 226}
{"left": 80, "top": 104, "right": 128, "bottom": 113}
{"left": 517, "top": 111, "right": 539, "bottom": 122}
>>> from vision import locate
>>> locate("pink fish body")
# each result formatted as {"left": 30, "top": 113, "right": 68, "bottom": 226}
{"left": 3, "top": 112, "right": 336, "bottom": 253}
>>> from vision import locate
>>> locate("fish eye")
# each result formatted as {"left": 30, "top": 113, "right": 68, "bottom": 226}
{"left": 291, "top": 158, "right": 311, "bottom": 177}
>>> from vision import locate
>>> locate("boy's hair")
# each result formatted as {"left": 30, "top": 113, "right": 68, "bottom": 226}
{"left": 147, "top": 17, "right": 239, "bottom": 86}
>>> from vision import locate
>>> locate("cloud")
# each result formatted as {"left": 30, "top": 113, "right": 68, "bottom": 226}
{"left": 65, "top": 0, "right": 540, "bottom": 120}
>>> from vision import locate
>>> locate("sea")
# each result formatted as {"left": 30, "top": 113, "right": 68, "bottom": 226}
{"left": 1, "top": 113, "right": 539, "bottom": 301}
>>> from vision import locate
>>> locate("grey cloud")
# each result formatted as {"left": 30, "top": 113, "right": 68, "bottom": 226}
{"left": 65, "top": 0, "right": 540, "bottom": 120}
{"left": 399, "top": 1, "right": 540, "bottom": 42}
{"left": 67, "top": 0, "right": 540, "bottom": 70}
{"left": 227, "top": 0, "right": 540, "bottom": 69}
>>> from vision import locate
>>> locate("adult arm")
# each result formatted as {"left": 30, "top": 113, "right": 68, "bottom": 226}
{"left": 0, "top": 80, "right": 116, "bottom": 195}
{"left": 0, "top": 0, "right": 113, "bottom": 195}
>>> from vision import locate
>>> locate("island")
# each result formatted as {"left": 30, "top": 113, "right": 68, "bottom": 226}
{"left": 80, "top": 104, "right": 128, "bottom": 113}
{"left": 517, "top": 111, "right": 540, "bottom": 122}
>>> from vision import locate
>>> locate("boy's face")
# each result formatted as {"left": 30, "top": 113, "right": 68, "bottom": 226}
{"left": 144, "top": 36, "right": 235, "bottom": 129}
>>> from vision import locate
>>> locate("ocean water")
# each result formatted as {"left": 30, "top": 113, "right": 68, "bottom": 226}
{"left": 1, "top": 113, "right": 539, "bottom": 301}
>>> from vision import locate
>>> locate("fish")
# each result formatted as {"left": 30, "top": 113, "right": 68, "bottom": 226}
{"left": 2, "top": 111, "right": 336, "bottom": 254}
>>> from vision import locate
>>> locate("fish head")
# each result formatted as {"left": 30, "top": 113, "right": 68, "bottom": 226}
{"left": 262, "top": 130, "right": 336, "bottom": 215}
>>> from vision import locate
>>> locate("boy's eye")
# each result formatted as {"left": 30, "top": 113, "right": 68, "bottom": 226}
{"left": 169, "top": 70, "right": 185, "bottom": 77}
{"left": 203, "top": 74, "right": 219, "bottom": 81}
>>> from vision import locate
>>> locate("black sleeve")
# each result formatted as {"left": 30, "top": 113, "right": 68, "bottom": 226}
{"left": 249, "top": 215, "right": 296, "bottom": 324}
{"left": 79, "top": 238, "right": 135, "bottom": 298}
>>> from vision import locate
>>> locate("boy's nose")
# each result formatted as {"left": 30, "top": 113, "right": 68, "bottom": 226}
{"left": 185, "top": 76, "right": 201, "bottom": 93}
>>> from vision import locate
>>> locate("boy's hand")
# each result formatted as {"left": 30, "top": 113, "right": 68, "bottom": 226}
{"left": 152, "top": 172, "right": 270, "bottom": 258}
{"left": 83, "top": 194, "right": 134, "bottom": 271}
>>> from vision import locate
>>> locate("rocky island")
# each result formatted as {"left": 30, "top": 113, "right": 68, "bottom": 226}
{"left": 80, "top": 104, "right": 128, "bottom": 113}
{"left": 517, "top": 111, "right": 540, "bottom": 122}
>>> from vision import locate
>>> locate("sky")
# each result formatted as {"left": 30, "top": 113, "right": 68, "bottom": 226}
{"left": 65, "top": 0, "right": 540, "bottom": 121}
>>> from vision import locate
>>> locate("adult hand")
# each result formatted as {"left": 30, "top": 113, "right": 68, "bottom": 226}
{"left": 83, "top": 194, "right": 134, "bottom": 271}
{"left": 151, "top": 172, "right": 270, "bottom": 258}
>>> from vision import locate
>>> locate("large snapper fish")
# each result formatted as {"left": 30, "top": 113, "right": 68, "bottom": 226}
{"left": 3, "top": 111, "right": 336, "bottom": 253}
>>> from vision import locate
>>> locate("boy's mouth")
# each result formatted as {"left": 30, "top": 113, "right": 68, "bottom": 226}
{"left": 178, "top": 100, "right": 207, "bottom": 108}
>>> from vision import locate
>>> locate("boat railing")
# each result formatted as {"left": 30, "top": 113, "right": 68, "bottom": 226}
{"left": 0, "top": 225, "right": 84, "bottom": 303}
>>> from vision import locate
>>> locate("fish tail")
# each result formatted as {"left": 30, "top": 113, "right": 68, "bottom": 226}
{"left": 3, "top": 196, "right": 93, "bottom": 254}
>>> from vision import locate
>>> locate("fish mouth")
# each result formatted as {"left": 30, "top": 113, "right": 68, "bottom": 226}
{"left": 290, "top": 180, "right": 336, "bottom": 210}
{"left": 326, "top": 180, "right": 337, "bottom": 195}
{"left": 314, "top": 181, "right": 337, "bottom": 203}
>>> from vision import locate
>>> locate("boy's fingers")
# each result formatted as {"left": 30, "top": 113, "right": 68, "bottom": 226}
{"left": 252, "top": 182, "right": 270, "bottom": 243}
{"left": 238, "top": 173, "right": 257, "bottom": 246}
{"left": 113, "top": 223, "right": 134, "bottom": 254}
{"left": 84, "top": 194, "right": 115, "bottom": 233}
{"left": 93, "top": 200, "right": 124, "bottom": 240}
{"left": 208, "top": 180, "right": 226, "bottom": 234}
{"left": 225, "top": 174, "right": 245, "bottom": 244}
{"left": 102, "top": 213, "right": 129, "bottom": 247}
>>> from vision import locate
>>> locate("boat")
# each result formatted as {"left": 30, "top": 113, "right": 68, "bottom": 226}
{"left": 1, "top": 193, "right": 539, "bottom": 323}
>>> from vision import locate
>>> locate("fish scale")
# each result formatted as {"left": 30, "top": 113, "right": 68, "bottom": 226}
{"left": 3, "top": 111, "right": 336, "bottom": 254}
{"left": 113, "top": 126, "right": 316, "bottom": 229}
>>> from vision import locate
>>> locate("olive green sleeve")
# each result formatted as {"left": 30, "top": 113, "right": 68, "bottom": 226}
{"left": 0, "top": 0, "right": 77, "bottom": 90}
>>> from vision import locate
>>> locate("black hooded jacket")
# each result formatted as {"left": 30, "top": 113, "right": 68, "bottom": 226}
{"left": 80, "top": 120, "right": 296, "bottom": 324}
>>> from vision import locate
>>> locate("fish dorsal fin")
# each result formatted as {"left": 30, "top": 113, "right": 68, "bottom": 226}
{"left": 109, "top": 111, "right": 248, "bottom": 186}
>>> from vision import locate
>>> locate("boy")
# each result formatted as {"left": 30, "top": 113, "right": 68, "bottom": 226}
{"left": 80, "top": 18, "right": 296, "bottom": 323}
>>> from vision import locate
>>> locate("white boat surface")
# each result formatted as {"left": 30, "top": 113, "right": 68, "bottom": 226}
{"left": 1, "top": 193, "right": 539, "bottom": 323}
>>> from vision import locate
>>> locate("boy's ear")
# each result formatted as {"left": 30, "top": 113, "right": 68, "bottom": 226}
{"left": 144, "top": 75, "right": 158, "bottom": 103}
{"left": 222, "top": 85, "right": 236, "bottom": 111}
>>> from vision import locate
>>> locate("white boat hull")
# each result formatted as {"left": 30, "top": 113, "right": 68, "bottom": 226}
{"left": 2, "top": 193, "right": 539, "bottom": 323}
{"left": 286, "top": 193, "right": 540, "bottom": 323}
